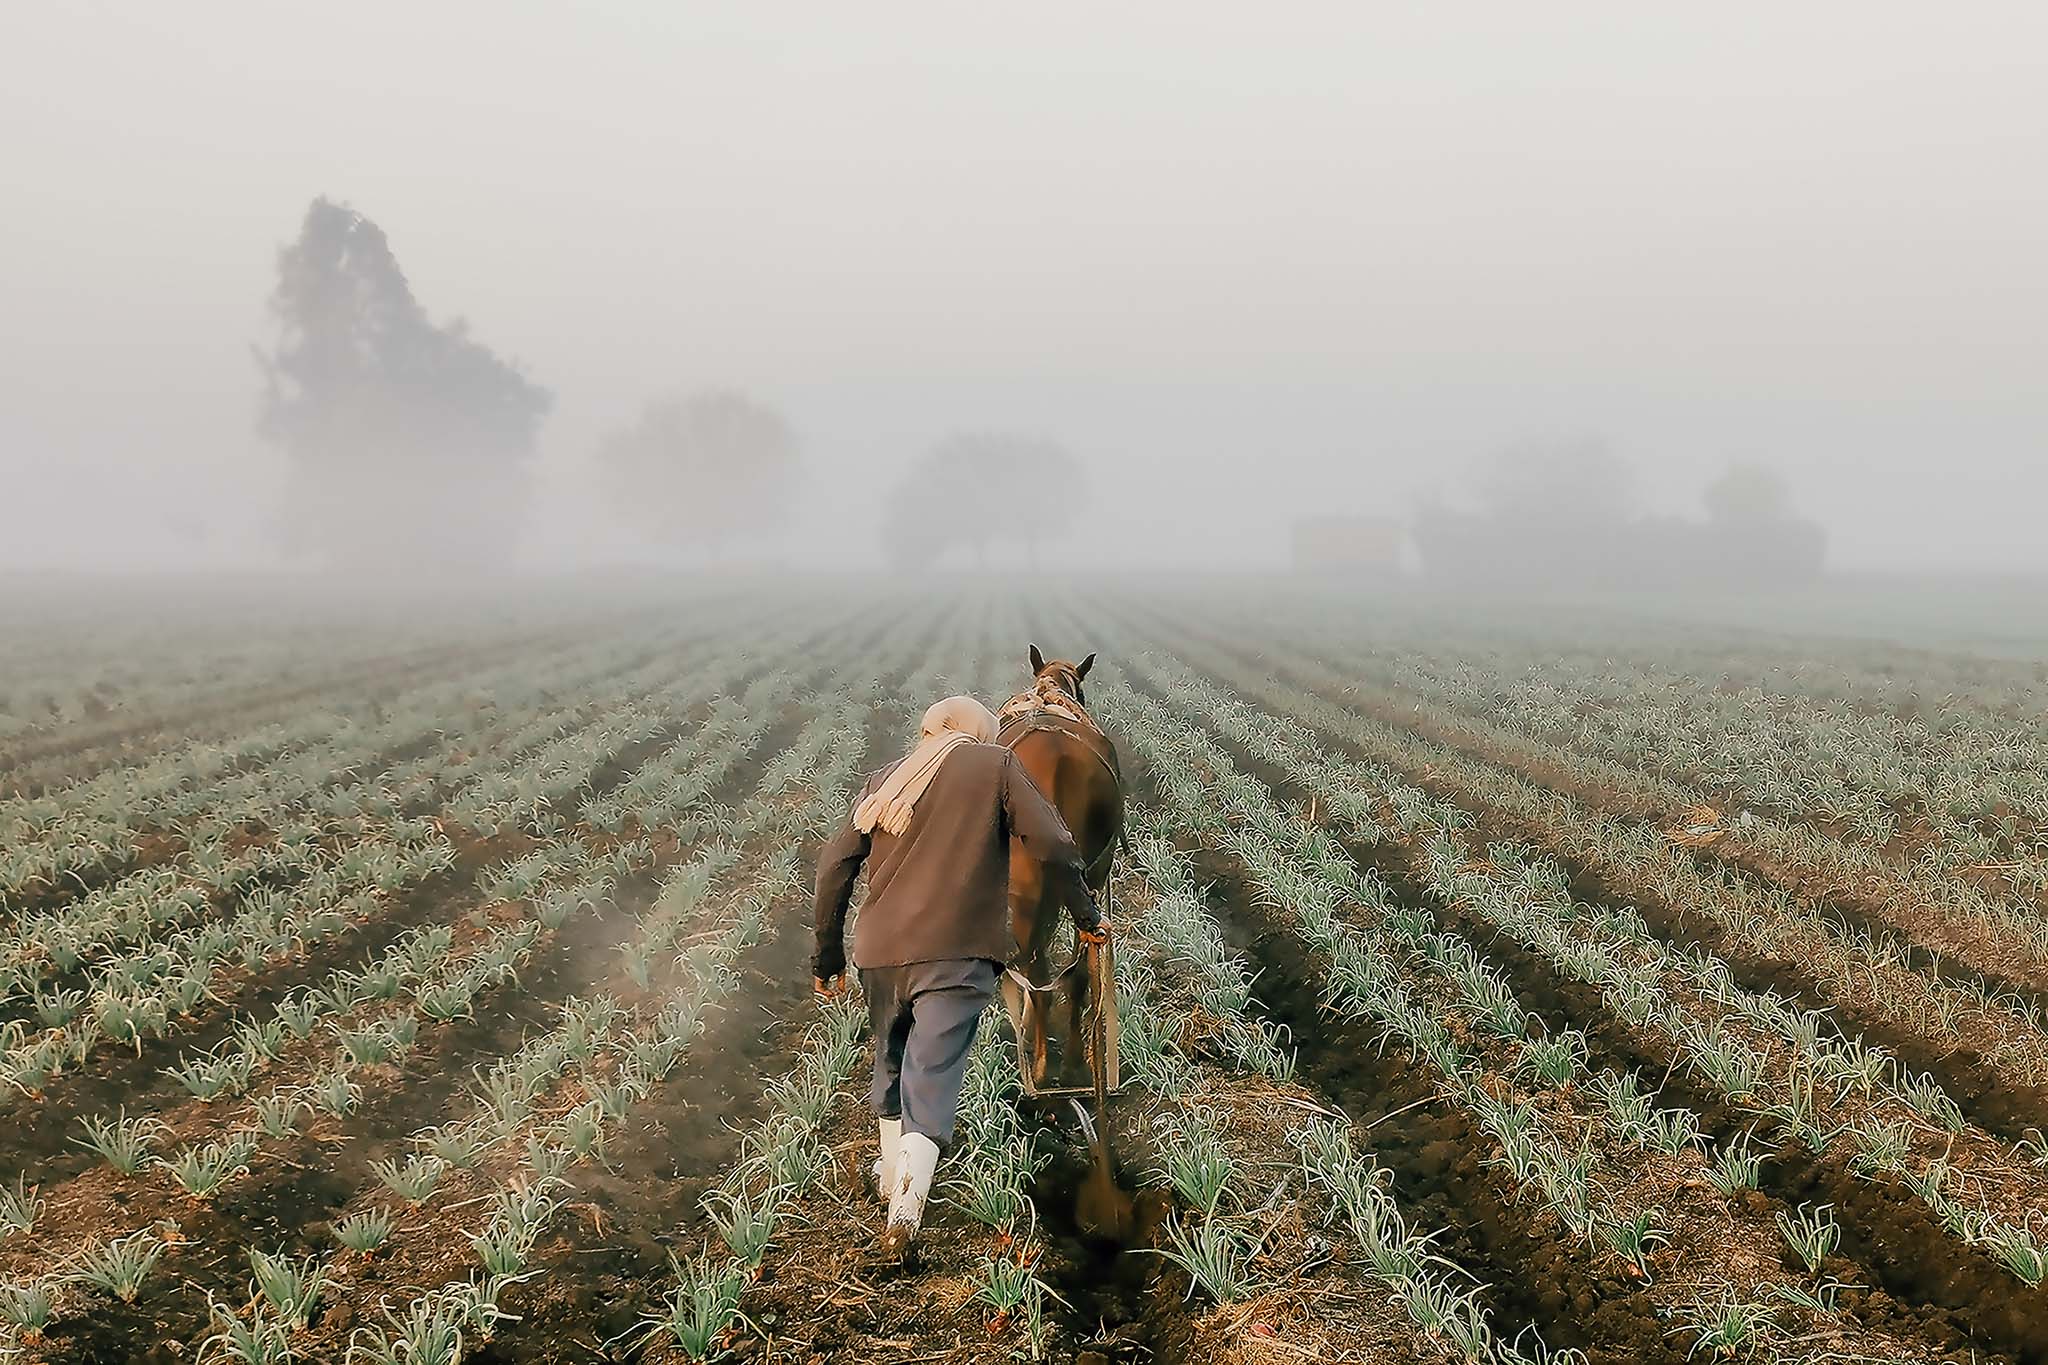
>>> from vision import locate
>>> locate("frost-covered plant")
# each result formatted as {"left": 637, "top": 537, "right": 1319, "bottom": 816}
{"left": 1518, "top": 1031, "right": 1588, "bottom": 1087}
{"left": 1705, "top": 1132, "right": 1765, "bottom": 1194}
{"left": 72, "top": 1229, "right": 165, "bottom": 1302}
{"left": 1152, "top": 1211, "right": 1264, "bottom": 1304}
{"left": 0, "top": 1275, "right": 58, "bottom": 1337}
{"left": 635, "top": 1252, "right": 747, "bottom": 1359}
{"left": 200, "top": 1296, "right": 293, "bottom": 1364}
{"left": 371, "top": 1153, "right": 446, "bottom": 1206}
{"left": 247, "top": 1248, "right": 325, "bottom": 1330}
{"left": 1147, "top": 1107, "right": 1235, "bottom": 1216}
{"left": 166, "top": 1135, "right": 258, "bottom": 1199}
{"left": 307, "top": 1069, "right": 358, "bottom": 1116}
{"left": 421, "top": 1122, "right": 492, "bottom": 1170}
{"left": 0, "top": 1175, "right": 42, "bottom": 1238}
{"left": 1775, "top": 1203, "right": 1840, "bottom": 1275}
{"left": 702, "top": 1182, "right": 789, "bottom": 1272}
{"left": 77, "top": 1108, "right": 162, "bottom": 1175}
{"left": 252, "top": 1092, "right": 307, "bottom": 1140}
{"left": 348, "top": 1283, "right": 467, "bottom": 1365}
{"left": 1669, "top": 1290, "right": 1778, "bottom": 1359}
{"left": 333, "top": 1207, "right": 393, "bottom": 1254}
{"left": 1979, "top": 1222, "right": 2047, "bottom": 1286}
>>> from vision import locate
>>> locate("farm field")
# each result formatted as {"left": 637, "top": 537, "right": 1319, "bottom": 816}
{"left": 1, "top": 584, "right": 2045, "bottom": 1365}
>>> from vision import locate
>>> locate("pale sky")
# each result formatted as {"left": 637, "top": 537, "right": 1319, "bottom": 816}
{"left": 3, "top": 3, "right": 2043, "bottom": 571}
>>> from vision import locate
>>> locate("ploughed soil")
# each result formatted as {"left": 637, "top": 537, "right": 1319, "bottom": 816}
{"left": 31, "top": 881, "right": 644, "bottom": 1365}
{"left": 635, "top": 1090, "right": 1189, "bottom": 1365}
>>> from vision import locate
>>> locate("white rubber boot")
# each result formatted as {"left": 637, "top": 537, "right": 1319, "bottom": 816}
{"left": 878, "top": 1132, "right": 940, "bottom": 1263}
{"left": 872, "top": 1118, "right": 902, "bottom": 1201}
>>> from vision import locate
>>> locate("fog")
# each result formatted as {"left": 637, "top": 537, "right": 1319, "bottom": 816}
{"left": 3, "top": 4, "right": 2044, "bottom": 578}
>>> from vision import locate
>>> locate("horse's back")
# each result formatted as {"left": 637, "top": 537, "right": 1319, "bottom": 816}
{"left": 1003, "top": 716, "right": 1130, "bottom": 916}
{"left": 1004, "top": 718, "right": 1122, "bottom": 889}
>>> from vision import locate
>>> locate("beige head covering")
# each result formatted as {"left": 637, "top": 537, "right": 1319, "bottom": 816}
{"left": 854, "top": 695, "right": 999, "bottom": 836}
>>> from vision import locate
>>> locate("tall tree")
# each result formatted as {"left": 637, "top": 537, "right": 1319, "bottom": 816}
{"left": 1701, "top": 461, "right": 1827, "bottom": 583}
{"left": 881, "top": 432, "right": 1085, "bottom": 570}
{"left": 256, "top": 198, "right": 550, "bottom": 569}
{"left": 596, "top": 391, "right": 800, "bottom": 557}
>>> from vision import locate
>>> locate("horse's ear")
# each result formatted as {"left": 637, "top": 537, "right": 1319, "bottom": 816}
{"left": 1029, "top": 644, "right": 1045, "bottom": 673}
{"left": 1076, "top": 653, "right": 1096, "bottom": 679}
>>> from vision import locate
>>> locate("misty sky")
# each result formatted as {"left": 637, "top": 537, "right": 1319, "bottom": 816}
{"left": 3, "top": 4, "right": 2043, "bottom": 572}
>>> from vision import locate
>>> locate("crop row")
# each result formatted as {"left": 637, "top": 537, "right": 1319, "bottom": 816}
{"left": 0, "top": 601, "right": 922, "bottom": 1360}
{"left": 1116, "top": 805, "right": 1560, "bottom": 1363}
{"left": 0, "top": 628, "right": 750, "bottom": 983}
{"left": 0, "top": 666, "right": 822, "bottom": 1340}
{"left": 0, "top": 675, "right": 865, "bottom": 1360}
{"left": 1126, "top": 608, "right": 2048, "bottom": 1117}
{"left": 1094, "top": 661, "right": 1999, "bottom": 1363}
{"left": 1273, "top": 626, "right": 2048, "bottom": 995}
{"left": 0, "top": 624, "right": 712, "bottom": 903}
{"left": 1145, "top": 651, "right": 2048, "bottom": 1262}
{"left": 293, "top": 669, "right": 882, "bottom": 1361}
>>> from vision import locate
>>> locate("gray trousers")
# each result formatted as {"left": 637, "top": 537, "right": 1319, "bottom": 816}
{"left": 863, "top": 957, "right": 1000, "bottom": 1148}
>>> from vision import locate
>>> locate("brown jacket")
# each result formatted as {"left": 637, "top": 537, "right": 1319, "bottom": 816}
{"left": 812, "top": 742, "right": 1099, "bottom": 978}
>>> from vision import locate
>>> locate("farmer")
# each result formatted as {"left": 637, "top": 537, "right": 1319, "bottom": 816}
{"left": 813, "top": 694, "right": 1105, "bottom": 1263}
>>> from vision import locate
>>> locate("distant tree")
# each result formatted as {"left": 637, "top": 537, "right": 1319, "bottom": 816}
{"left": 880, "top": 432, "right": 1085, "bottom": 570}
{"left": 1417, "top": 440, "right": 1826, "bottom": 591}
{"left": 255, "top": 197, "right": 551, "bottom": 569}
{"left": 1703, "top": 462, "right": 1794, "bottom": 525}
{"left": 596, "top": 391, "right": 799, "bottom": 557}
{"left": 1701, "top": 461, "right": 1826, "bottom": 583}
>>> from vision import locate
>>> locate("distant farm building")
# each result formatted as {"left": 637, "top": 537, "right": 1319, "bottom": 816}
{"left": 1290, "top": 517, "right": 1404, "bottom": 577}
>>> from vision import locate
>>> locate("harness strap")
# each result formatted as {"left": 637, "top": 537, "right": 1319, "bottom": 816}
{"left": 1006, "top": 959, "right": 1086, "bottom": 996}
{"left": 1001, "top": 713, "right": 1118, "bottom": 777}
{"left": 998, "top": 677, "right": 1105, "bottom": 738}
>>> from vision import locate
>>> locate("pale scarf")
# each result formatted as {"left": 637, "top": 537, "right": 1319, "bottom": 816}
{"left": 854, "top": 695, "right": 999, "bottom": 836}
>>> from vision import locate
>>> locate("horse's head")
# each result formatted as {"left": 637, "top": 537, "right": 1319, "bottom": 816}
{"left": 1027, "top": 643, "right": 1096, "bottom": 706}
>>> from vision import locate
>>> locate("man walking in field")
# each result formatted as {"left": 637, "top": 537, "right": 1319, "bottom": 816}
{"left": 813, "top": 695, "right": 1105, "bottom": 1264}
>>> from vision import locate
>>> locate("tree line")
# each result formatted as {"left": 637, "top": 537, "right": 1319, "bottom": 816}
{"left": 256, "top": 198, "right": 1083, "bottom": 572}
{"left": 1413, "top": 438, "right": 1827, "bottom": 592}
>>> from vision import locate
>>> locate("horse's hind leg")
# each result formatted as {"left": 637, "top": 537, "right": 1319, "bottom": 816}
{"left": 1029, "top": 1001, "right": 1051, "bottom": 1090}
{"left": 1006, "top": 846, "right": 1055, "bottom": 1090}
{"left": 999, "top": 971, "right": 1041, "bottom": 1088}
{"left": 999, "top": 969, "right": 1026, "bottom": 1036}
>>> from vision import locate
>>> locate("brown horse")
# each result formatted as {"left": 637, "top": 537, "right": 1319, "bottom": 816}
{"left": 1000, "top": 645, "right": 1124, "bottom": 1090}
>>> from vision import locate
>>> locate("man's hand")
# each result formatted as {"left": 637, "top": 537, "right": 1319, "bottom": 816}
{"left": 814, "top": 974, "right": 844, "bottom": 999}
